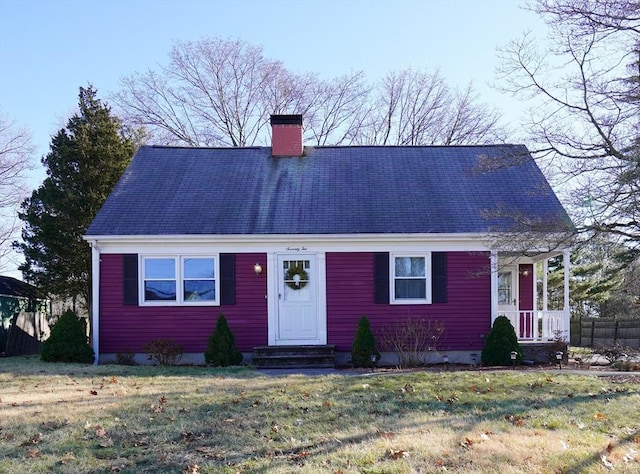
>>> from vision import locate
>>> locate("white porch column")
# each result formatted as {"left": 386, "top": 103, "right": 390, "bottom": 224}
{"left": 563, "top": 249, "right": 571, "bottom": 342}
{"left": 90, "top": 241, "right": 100, "bottom": 365}
{"left": 542, "top": 258, "right": 549, "bottom": 312}
{"left": 490, "top": 250, "right": 498, "bottom": 325}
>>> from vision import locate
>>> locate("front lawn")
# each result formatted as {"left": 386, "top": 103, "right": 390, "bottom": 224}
{"left": 0, "top": 357, "right": 638, "bottom": 473}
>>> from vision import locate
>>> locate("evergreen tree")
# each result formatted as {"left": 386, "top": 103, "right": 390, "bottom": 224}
{"left": 204, "top": 313, "right": 243, "bottom": 366}
{"left": 16, "top": 86, "right": 138, "bottom": 312}
{"left": 351, "top": 316, "right": 381, "bottom": 368}
{"left": 481, "top": 315, "right": 522, "bottom": 366}
{"left": 41, "top": 309, "right": 94, "bottom": 363}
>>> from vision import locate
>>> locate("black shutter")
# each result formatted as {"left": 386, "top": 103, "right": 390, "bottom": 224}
{"left": 374, "top": 252, "right": 390, "bottom": 304}
{"left": 220, "top": 253, "right": 236, "bottom": 305}
{"left": 431, "top": 252, "right": 447, "bottom": 303}
{"left": 123, "top": 254, "right": 139, "bottom": 306}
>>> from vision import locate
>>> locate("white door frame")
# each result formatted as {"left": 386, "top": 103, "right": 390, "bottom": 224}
{"left": 267, "top": 252, "right": 327, "bottom": 346}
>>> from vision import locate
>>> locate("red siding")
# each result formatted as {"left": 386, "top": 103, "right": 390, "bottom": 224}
{"left": 325, "top": 252, "right": 491, "bottom": 352}
{"left": 99, "top": 253, "right": 267, "bottom": 353}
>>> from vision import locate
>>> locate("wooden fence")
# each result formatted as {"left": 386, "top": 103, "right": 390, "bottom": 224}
{"left": 570, "top": 318, "right": 640, "bottom": 348}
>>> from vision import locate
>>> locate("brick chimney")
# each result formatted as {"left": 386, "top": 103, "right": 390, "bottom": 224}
{"left": 271, "top": 114, "right": 303, "bottom": 157}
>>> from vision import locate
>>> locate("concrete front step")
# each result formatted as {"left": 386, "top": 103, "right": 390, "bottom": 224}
{"left": 252, "top": 345, "right": 336, "bottom": 369}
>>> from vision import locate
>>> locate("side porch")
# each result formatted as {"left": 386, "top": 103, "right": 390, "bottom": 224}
{"left": 492, "top": 249, "right": 570, "bottom": 344}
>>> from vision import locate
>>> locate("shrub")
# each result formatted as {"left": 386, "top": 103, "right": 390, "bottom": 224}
{"left": 204, "top": 313, "right": 243, "bottom": 366}
{"left": 378, "top": 316, "right": 445, "bottom": 368}
{"left": 351, "top": 316, "right": 381, "bottom": 368}
{"left": 594, "top": 342, "right": 631, "bottom": 365}
{"left": 481, "top": 315, "right": 522, "bottom": 366}
{"left": 143, "top": 338, "right": 183, "bottom": 366}
{"left": 115, "top": 351, "right": 137, "bottom": 365}
{"left": 40, "top": 310, "right": 94, "bottom": 363}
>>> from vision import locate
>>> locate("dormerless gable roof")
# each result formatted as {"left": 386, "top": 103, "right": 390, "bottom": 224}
{"left": 85, "top": 144, "right": 572, "bottom": 236}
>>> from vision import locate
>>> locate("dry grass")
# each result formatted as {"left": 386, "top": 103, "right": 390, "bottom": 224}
{"left": 0, "top": 357, "right": 639, "bottom": 473}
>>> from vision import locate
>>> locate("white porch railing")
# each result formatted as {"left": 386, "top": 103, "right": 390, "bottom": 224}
{"left": 499, "top": 310, "right": 567, "bottom": 342}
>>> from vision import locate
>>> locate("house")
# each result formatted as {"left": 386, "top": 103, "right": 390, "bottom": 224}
{"left": 85, "top": 115, "right": 573, "bottom": 366}
{"left": 0, "top": 276, "right": 50, "bottom": 356}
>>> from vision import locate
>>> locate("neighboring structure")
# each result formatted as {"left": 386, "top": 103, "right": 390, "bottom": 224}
{"left": 85, "top": 115, "right": 573, "bottom": 365}
{"left": 0, "top": 276, "right": 50, "bottom": 356}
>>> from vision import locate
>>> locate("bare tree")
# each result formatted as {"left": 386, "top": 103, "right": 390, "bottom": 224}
{"left": 113, "top": 37, "right": 371, "bottom": 148}
{"left": 352, "top": 69, "right": 505, "bottom": 145}
{"left": 0, "top": 110, "right": 34, "bottom": 272}
{"left": 497, "top": 0, "right": 639, "bottom": 256}
{"left": 113, "top": 37, "right": 506, "bottom": 150}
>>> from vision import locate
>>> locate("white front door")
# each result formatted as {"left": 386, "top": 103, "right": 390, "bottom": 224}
{"left": 276, "top": 255, "right": 320, "bottom": 345}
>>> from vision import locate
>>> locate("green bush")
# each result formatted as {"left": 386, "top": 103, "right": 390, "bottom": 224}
{"left": 351, "top": 316, "right": 381, "bottom": 368}
{"left": 143, "top": 338, "right": 183, "bottom": 366}
{"left": 204, "top": 313, "right": 243, "bottom": 366}
{"left": 40, "top": 310, "right": 94, "bottom": 363}
{"left": 481, "top": 315, "right": 522, "bottom": 366}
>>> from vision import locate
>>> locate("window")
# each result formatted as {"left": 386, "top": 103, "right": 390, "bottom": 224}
{"left": 144, "top": 258, "right": 176, "bottom": 301}
{"left": 142, "top": 256, "right": 218, "bottom": 305}
{"left": 392, "top": 254, "right": 430, "bottom": 303}
{"left": 498, "top": 271, "right": 513, "bottom": 305}
{"left": 183, "top": 258, "right": 215, "bottom": 301}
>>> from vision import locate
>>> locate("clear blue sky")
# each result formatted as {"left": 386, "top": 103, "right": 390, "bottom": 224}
{"left": 0, "top": 0, "right": 546, "bottom": 274}
{"left": 1, "top": 0, "right": 545, "bottom": 165}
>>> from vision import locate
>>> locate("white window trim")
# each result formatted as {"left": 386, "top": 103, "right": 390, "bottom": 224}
{"left": 390, "top": 252, "right": 432, "bottom": 304}
{"left": 140, "top": 255, "right": 220, "bottom": 306}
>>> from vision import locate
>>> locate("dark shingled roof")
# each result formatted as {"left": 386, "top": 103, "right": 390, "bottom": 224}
{"left": 86, "top": 144, "right": 572, "bottom": 236}
{"left": 0, "top": 276, "right": 47, "bottom": 300}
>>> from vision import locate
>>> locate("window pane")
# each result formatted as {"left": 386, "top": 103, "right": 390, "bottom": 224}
{"left": 145, "top": 258, "right": 175, "bottom": 279}
{"left": 184, "top": 281, "right": 215, "bottom": 301}
{"left": 184, "top": 258, "right": 215, "bottom": 279}
{"left": 395, "top": 279, "right": 426, "bottom": 299}
{"left": 145, "top": 281, "right": 176, "bottom": 301}
{"left": 395, "top": 257, "right": 425, "bottom": 277}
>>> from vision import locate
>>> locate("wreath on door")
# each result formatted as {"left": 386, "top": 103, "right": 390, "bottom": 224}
{"left": 285, "top": 263, "right": 308, "bottom": 290}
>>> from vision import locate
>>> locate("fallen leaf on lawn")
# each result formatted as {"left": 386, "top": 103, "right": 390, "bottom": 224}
{"left": 41, "top": 420, "right": 67, "bottom": 431}
{"left": 378, "top": 430, "right": 395, "bottom": 439}
{"left": 182, "top": 464, "right": 199, "bottom": 474}
{"left": 21, "top": 432, "right": 42, "bottom": 446}
{"left": 600, "top": 454, "right": 614, "bottom": 470}
{"left": 96, "top": 426, "right": 108, "bottom": 438}
{"left": 460, "top": 437, "right": 474, "bottom": 448}
{"left": 323, "top": 401, "right": 331, "bottom": 408}
{"left": 606, "top": 442, "right": 614, "bottom": 454}
{"left": 61, "top": 451, "right": 76, "bottom": 464}
{"left": 386, "top": 449, "right": 409, "bottom": 460}
{"left": 633, "top": 435, "right": 640, "bottom": 444}
{"left": 623, "top": 448, "right": 637, "bottom": 463}
{"left": 403, "top": 383, "right": 414, "bottom": 393}
{"left": 594, "top": 413, "right": 608, "bottom": 420}
{"left": 100, "top": 438, "right": 114, "bottom": 448}
{"left": 505, "top": 414, "right": 524, "bottom": 426}
{"left": 27, "top": 448, "right": 41, "bottom": 458}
